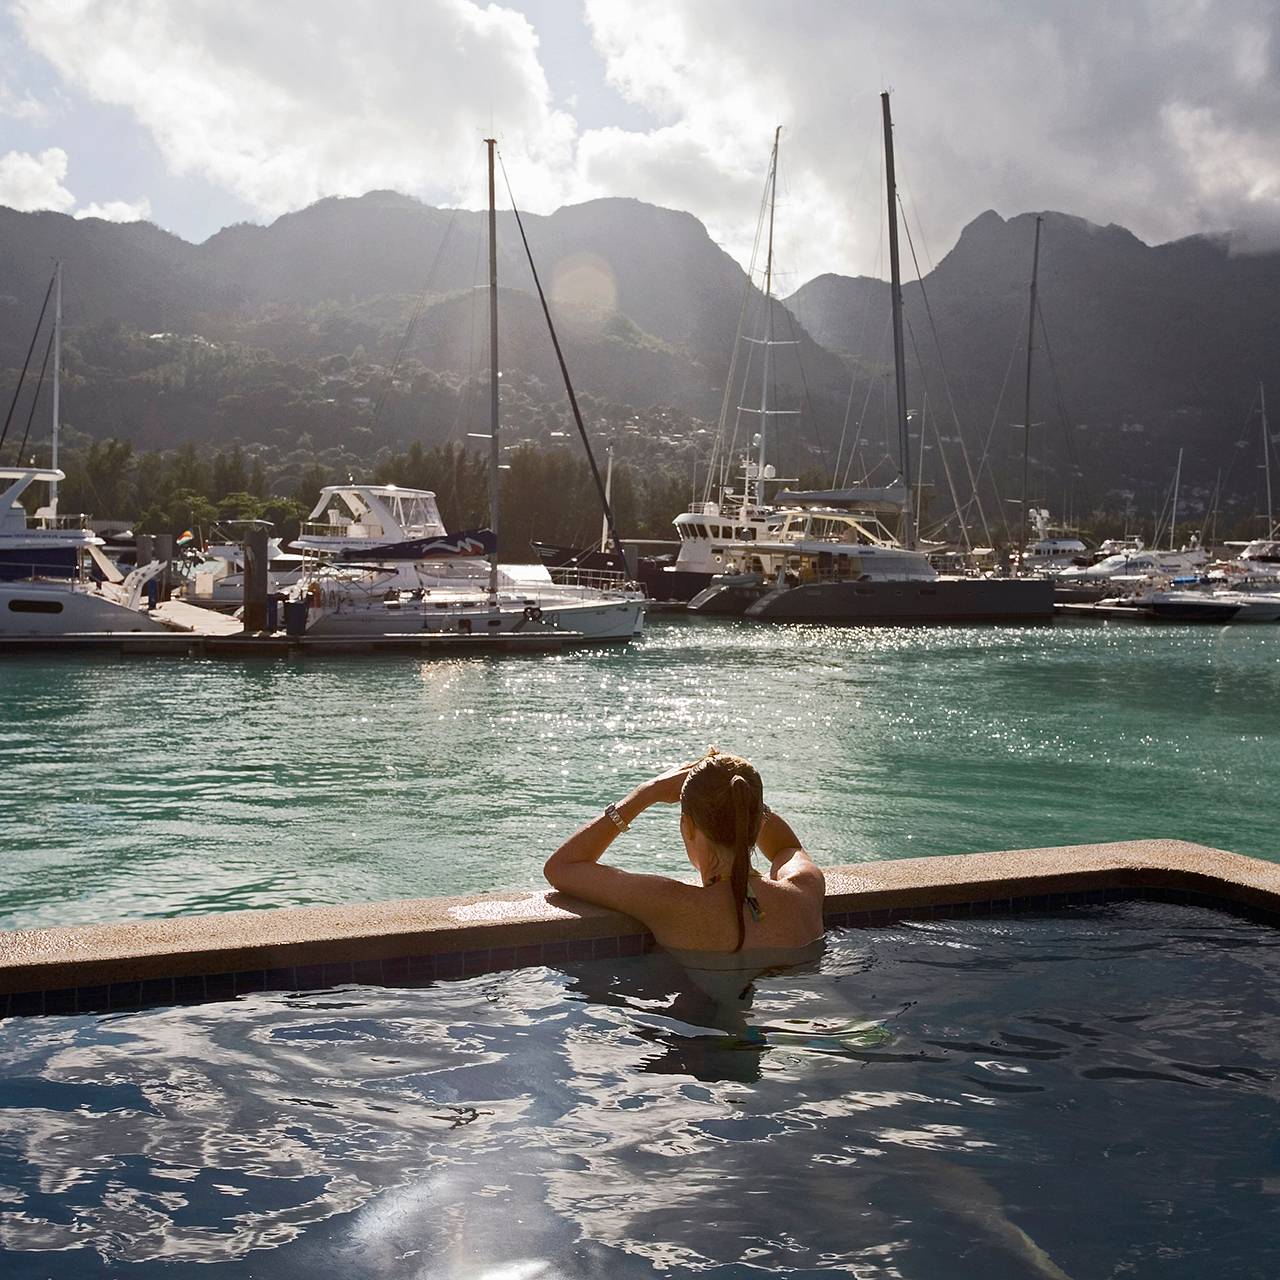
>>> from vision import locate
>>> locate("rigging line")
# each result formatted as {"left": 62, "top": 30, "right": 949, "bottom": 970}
{"left": 1214, "top": 384, "right": 1259, "bottom": 513}
{"left": 838, "top": 297, "right": 894, "bottom": 487}
{"left": 0, "top": 268, "right": 56, "bottom": 455}
{"left": 367, "top": 206, "right": 462, "bottom": 439}
{"left": 1204, "top": 468, "right": 1223, "bottom": 547}
{"left": 778, "top": 294, "right": 824, "bottom": 471}
{"left": 971, "top": 302, "right": 1027, "bottom": 546}
{"left": 829, "top": 243, "right": 883, "bottom": 484}
{"left": 896, "top": 190, "right": 992, "bottom": 549}
{"left": 14, "top": 322, "right": 55, "bottom": 465}
{"left": 904, "top": 312, "right": 968, "bottom": 549}
{"left": 497, "top": 152, "right": 628, "bottom": 565}
{"left": 707, "top": 154, "right": 773, "bottom": 502}
{"left": 1034, "top": 296, "right": 1085, "bottom": 520}
{"left": 451, "top": 216, "right": 487, "bottom": 439}
{"left": 838, "top": 355, "right": 884, "bottom": 487}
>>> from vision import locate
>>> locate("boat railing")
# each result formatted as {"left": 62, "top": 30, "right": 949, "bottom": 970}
{"left": 547, "top": 566, "right": 636, "bottom": 593}
{"left": 685, "top": 503, "right": 719, "bottom": 516}
{"left": 298, "top": 521, "right": 387, "bottom": 539}
{"left": 30, "top": 513, "right": 92, "bottom": 531}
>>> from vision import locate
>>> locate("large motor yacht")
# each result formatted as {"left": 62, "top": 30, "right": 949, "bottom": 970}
{"left": 0, "top": 466, "right": 174, "bottom": 636}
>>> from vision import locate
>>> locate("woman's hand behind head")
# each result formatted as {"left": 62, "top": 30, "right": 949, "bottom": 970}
{"left": 644, "top": 758, "right": 705, "bottom": 805}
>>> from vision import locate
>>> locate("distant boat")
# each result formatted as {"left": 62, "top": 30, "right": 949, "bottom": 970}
{"left": 712, "top": 95, "right": 1053, "bottom": 626}
{"left": 288, "top": 145, "right": 644, "bottom": 645}
{"left": 0, "top": 266, "right": 179, "bottom": 638}
{"left": 639, "top": 129, "right": 797, "bottom": 603}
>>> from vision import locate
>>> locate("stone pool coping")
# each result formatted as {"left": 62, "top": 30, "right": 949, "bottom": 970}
{"left": 1, "top": 838, "right": 1276, "bottom": 1016}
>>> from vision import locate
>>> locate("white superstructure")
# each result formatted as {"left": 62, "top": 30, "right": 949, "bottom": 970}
{"left": 294, "top": 484, "right": 447, "bottom": 555}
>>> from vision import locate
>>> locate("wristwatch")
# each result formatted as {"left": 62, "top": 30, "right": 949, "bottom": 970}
{"left": 604, "top": 802, "right": 630, "bottom": 833}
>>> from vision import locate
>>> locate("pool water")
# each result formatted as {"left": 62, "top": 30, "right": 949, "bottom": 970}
{"left": 0, "top": 901, "right": 1277, "bottom": 1278}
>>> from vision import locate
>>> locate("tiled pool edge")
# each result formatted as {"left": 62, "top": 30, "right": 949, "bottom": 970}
{"left": 2, "top": 839, "right": 1276, "bottom": 1017}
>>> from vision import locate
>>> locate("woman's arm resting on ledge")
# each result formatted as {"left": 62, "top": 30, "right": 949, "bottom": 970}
{"left": 757, "top": 809, "right": 824, "bottom": 887}
{"left": 542, "top": 764, "right": 697, "bottom": 926}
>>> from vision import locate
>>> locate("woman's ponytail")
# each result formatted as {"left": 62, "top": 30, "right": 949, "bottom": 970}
{"left": 680, "top": 751, "right": 765, "bottom": 953}
{"left": 729, "top": 775, "right": 751, "bottom": 952}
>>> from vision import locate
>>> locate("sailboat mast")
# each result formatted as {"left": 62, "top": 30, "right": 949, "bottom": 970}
{"left": 485, "top": 139, "right": 500, "bottom": 602}
{"left": 1170, "top": 446, "right": 1183, "bottom": 551}
{"left": 599, "top": 445, "right": 613, "bottom": 553}
{"left": 1019, "top": 215, "right": 1042, "bottom": 570}
{"left": 754, "top": 126, "right": 781, "bottom": 509}
{"left": 1261, "top": 382, "right": 1273, "bottom": 536}
{"left": 881, "top": 92, "right": 913, "bottom": 550}
{"left": 51, "top": 259, "right": 61, "bottom": 515}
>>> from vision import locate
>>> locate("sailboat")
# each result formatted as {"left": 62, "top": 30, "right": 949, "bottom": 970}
{"left": 295, "top": 140, "right": 645, "bottom": 643}
{"left": 0, "top": 264, "right": 180, "bottom": 637}
{"left": 719, "top": 95, "right": 1054, "bottom": 624}
{"left": 637, "top": 129, "right": 799, "bottom": 604}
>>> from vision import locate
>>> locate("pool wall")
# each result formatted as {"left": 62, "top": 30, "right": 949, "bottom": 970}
{"left": 2, "top": 839, "right": 1277, "bottom": 1017}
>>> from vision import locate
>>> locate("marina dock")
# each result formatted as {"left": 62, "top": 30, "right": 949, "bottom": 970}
{"left": 0, "top": 597, "right": 577, "bottom": 657}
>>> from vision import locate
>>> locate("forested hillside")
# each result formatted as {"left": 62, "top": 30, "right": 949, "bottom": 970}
{"left": 3, "top": 194, "right": 1279, "bottom": 546}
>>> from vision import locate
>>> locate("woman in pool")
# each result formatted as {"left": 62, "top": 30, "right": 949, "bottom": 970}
{"left": 544, "top": 749, "right": 824, "bottom": 957}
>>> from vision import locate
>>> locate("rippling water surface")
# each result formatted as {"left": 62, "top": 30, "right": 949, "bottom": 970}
{"left": 1, "top": 617, "right": 1277, "bottom": 928}
{"left": 0, "top": 903, "right": 1276, "bottom": 1278}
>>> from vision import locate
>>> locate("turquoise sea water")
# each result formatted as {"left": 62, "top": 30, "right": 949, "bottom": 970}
{"left": 1, "top": 616, "right": 1277, "bottom": 929}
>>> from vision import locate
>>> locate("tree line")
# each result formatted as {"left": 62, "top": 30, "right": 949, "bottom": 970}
{"left": 48, "top": 435, "right": 699, "bottom": 553}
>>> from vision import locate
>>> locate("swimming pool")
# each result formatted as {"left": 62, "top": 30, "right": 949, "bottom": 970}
{"left": 0, "top": 900, "right": 1276, "bottom": 1278}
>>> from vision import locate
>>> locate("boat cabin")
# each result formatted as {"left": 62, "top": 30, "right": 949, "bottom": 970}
{"left": 295, "top": 484, "right": 448, "bottom": 554}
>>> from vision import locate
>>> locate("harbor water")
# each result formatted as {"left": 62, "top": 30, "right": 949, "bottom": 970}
{"left": 1, "top": 616, "right": 1277, "bottom": 930}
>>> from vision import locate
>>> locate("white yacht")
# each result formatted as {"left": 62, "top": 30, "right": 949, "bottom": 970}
{"left": 300, "top": 559, "right": 645, "bottom": 641}
{"left": 0, "top": 466, "right": 175, "bottom": 636}
{"left": 1019, "top": 512, "right": 1089, "bottom": 575}
{"left": 641, "top": 463, "right": 787, "bottom": 601}
{"left": 185, "top": 537, "right": 307, "bottom": 611}
{"left": 1056, "top": 539, "right": 1210, "bottom": 587}
{"left": 289, "top": 480, "right": 644, "bottom": 641}
{"left": 293, "top": 483, "right": 452, "bottom": 556}
{"left": 688, "top": 485, "right": 944, "bottom": 616}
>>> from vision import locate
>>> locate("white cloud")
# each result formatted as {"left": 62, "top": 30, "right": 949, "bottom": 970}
{"left": 0, "top": 143, "right": 150, "bottom": 221}
{"left": 579, "top": 0, "right": 1280, "bottom": 280}
{"left": 10, "top": 0, "right": 1280, "bottom": 281}
{"left": 75, "top": 196, "right": 152, "bottom": 222}
{"left": 12, "top": 0, "right": 579, "bottom": 218}
{"left": 0, "top": 146, "right": 74, "bottom": 212}
{"left": 0, "top": 77, "right": 48, "bottom": 121}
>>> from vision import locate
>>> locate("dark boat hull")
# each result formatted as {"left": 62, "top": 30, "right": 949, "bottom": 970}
{"left": 637, "top": 563, "right": 712, "bottom": 603}
{"left": 686, "top": 575, "right": 768, "bottom": 615}
{"left": 1146, "top": 600, "right": 1242, "bottom": 623}
{"left": 744, "top": 577, "right": 1055, "bottom": 623}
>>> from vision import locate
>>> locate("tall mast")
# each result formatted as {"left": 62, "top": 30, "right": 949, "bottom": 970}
{"left": 1170, "top": 446, "right": 1183, "bottom": 550}
{"left": 1019, "top": 215, "right": 1042, "bottom": 569}
{"left": 599, "top": 445, "right": 613, "bottom": 553}
{"left": 754, "top": 126, "right": 782, "bottom": 508}
{"left": 881, "top": 92, "right": 912, "bottom": 549}
{"left": 1261, "top": 382, "right": 1274, "bottom": 536}
{"left": 485, "top": 139, "right": 500, "bottom": 602}
{"left": 50, "top": 259, "right": 62, "bottom": 515}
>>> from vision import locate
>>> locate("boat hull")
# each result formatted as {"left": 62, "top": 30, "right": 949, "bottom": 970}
{"left": 686, "top": 575, "right": 769, "bottom": 616}
{"left": 637, "top": 562, "right": 712, "bottom": 603}
{"left": 305, "top": 597, "right": 645, "bottom": 641}
{"left": 0, "top": 581, "right": 172, "bottom": 636}
{"left": 744, "top": 577, "right": 1055, "bottom": 624}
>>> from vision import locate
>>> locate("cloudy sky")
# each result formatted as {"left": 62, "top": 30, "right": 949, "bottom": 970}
{"left": 1, "top": 0, "right": 1278, "bottom": 286}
